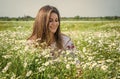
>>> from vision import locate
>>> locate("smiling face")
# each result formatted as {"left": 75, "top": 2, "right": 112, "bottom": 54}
{"left": 49, "top": 12, "right": 59, "bottom": 34}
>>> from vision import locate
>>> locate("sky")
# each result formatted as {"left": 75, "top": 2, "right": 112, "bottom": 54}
{"left": 0, "top": 0, "right": 120, "bottom": 17}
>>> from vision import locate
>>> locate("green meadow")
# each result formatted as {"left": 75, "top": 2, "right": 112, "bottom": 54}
{"left": 0, "top": 21, "right": 120, "bottom": 79}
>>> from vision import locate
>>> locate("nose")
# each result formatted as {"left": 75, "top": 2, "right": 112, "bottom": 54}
{"left": 51, "top": 21, "right": 56, "bottom": 25}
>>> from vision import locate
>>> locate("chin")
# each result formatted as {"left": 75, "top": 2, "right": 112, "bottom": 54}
{"left": 51, "top": 30, "right": 57, "bottom": 34}
{"left": 52, "top": 31, "right": 56, "bottom": 34}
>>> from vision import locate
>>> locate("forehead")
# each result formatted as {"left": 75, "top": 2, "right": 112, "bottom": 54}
{"left": 50, "top": 12, "right": 58, "bottom": 18}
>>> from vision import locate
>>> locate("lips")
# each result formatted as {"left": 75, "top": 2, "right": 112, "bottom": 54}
{"left": 49, "top": 24, "right": 58, "bottom": 33}
{"left": 50, "top": 26, "right": 56, "bottom": 29}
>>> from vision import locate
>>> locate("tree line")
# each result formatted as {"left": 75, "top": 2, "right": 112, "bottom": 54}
{"left": 0, "top": 16, "right": 34, "bottom": 21}
{"left": 0, "top": 15, "right": 120, "bottom": 21}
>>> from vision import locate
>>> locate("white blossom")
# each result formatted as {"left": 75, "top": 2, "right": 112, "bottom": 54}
{"left": 26, "top": 70, "right": 32, "bottom": 77}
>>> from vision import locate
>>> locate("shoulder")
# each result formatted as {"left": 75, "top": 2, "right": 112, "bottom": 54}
{"left": 61, "top": 34, "right": 75, "bottom": 50}
{"left": 61, "top": 34, "right": 71, "bottom": 42}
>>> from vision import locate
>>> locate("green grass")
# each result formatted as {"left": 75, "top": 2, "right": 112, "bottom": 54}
{"left": 0, "top": 21, "right": 120, "bottom": 79}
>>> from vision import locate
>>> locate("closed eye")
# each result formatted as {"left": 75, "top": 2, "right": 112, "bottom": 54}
{"left": 49, "top": 18, "right": 53, "bottom": 22}
{"left": 55, "top": 19, "right": 58, "bottom": 22}
{"left": 49, "top": 18, "right": 59, "bottom": 22}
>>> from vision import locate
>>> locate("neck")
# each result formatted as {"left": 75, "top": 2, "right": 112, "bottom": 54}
{"left": 49, "top": 32, "right": 55, "bottom": 44}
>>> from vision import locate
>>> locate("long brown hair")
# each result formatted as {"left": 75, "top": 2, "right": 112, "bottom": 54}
{"left": 28, "top": 5, "right": 63, "bottom": 49}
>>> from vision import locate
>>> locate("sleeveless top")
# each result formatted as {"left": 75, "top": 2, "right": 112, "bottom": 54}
{"left": 50, "top": 34, "right": 75, "bottom": 50}
{"left": 27, "top": 34, "right": 75, "bottom": 50}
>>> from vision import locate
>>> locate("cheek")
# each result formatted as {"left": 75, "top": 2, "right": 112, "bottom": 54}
{"left": 56, "top": 22, "right": 59, "bottom": 27}
{"left": 49, "top": 23, "right": 52, "bottom": 26}
{"left": 49, "top": 22, "right": 59, "bottom": 27}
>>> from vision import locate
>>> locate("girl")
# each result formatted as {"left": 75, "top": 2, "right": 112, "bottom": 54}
{"left": 27, "top": 5, "right": 75, "bottom": 51}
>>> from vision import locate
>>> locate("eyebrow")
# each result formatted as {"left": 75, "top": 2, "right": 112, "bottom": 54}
{"left": 49, "top": 17, "right": 58, "bottom": 19}
{"left": 49, "top": 18, "right": 58, "bottom": 21}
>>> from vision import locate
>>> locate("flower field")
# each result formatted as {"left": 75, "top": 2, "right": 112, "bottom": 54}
{"left": 0, "top": 21, "right": 120, "bottom": 79}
